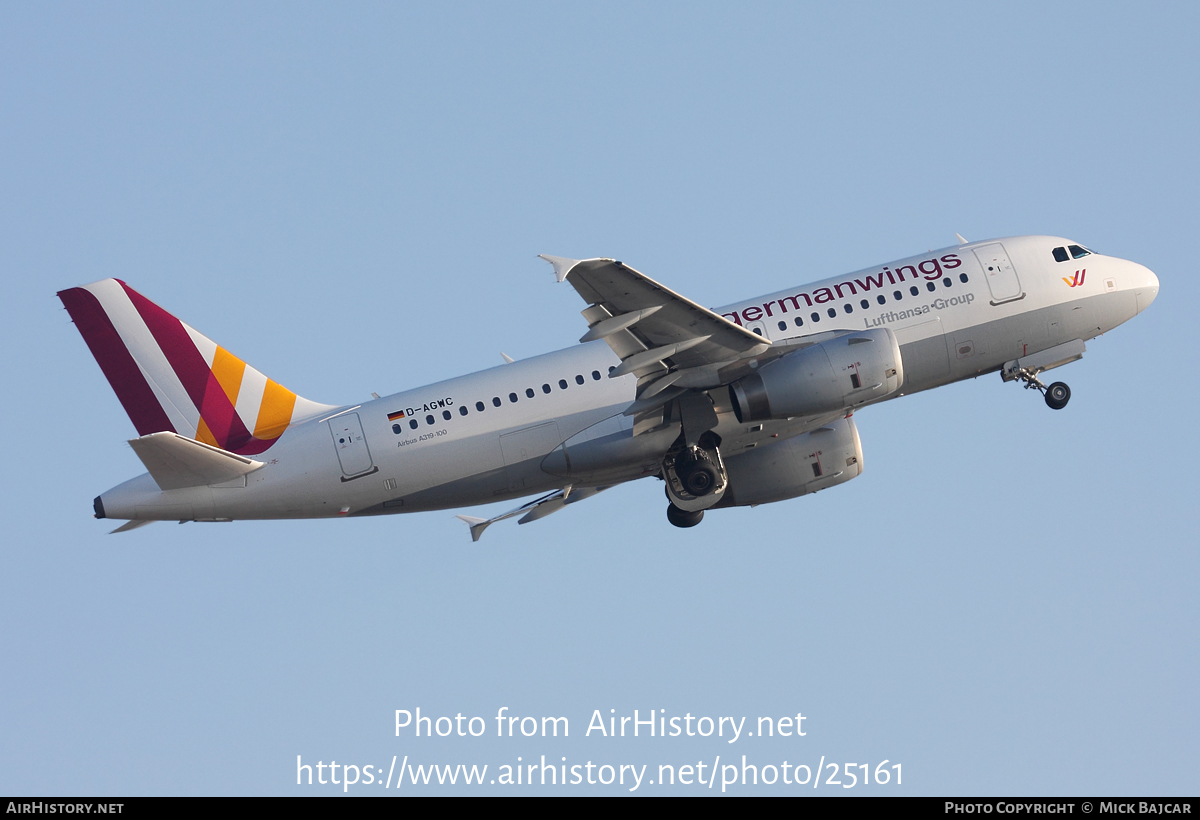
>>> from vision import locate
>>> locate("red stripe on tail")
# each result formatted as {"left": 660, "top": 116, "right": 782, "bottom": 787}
{"left": 119, "top": 283, "right": 257, "bottom": 452}
{"left": 58, "top": 286, "right": 176, "bottom": 437}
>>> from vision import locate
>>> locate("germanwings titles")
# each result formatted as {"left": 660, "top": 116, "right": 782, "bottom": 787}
{"left": 59, "top": 235, "right": 1159, "bottom": 536}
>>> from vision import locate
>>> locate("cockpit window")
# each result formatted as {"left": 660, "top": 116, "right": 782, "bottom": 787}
{"left": 1052, "top": 247, "right": 1069, "bottom": 263}
{"left": 1069, "top": 244, "right": 1091, "bottom": 259}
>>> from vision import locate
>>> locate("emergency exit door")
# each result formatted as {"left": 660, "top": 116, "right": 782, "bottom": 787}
{"left": 329, "top": 413, "right": 375, "bottom": 478}
{"left": 973, "top": 243, "right": 1024, "bottom": 304}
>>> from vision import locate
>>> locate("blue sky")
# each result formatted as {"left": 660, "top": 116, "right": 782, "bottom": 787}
{"left": 2, "top": 2, "right": 1197, "bottom": 795}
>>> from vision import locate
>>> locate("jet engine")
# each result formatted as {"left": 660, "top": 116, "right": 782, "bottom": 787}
{"left": 715, "top": 417, "right": 863, "bottom": 507}
{"left": 729, "top": 328, "right": 903, "bottom": 422}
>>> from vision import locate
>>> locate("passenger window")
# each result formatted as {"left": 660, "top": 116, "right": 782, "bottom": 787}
{"left": 794, "top": 316, "right": 804, "bottom": 327}
{"left": 575, "top": 375, "right": 584, "bottom": 385}
{"left": 959, "top": 273, "right": 968, "bottom": 283}
{"left": 509, "top": 392, "right": 518, "bottom": 403}
{"left": 777, "top": 321, "right": 787, "bottom": 331}
{"left": 392, "top": 424, "right": 402, "bottom": 434}
{"left": 476, "top": 401, "right": 485, "bottom": 412}
{"left": 1069, "top": 245, "right": 1090, "bottom": 259}
{"left": 592, "top": 370, "right": 601, "bottom": 380}
{"left": 860, "top": 299, "right": 869, "bottom": 309}
{"left": 877, "top": 295, "right": 885, "bottom": 305}
{"left": 525, "top": 388, "right": 535, "bottom": 398}
{"left": 753, "top": 327, "right": 762, "bottom": 336}
{"left": 559, "top": 379, "right": 568, "bottom": 389}
{"left": 927, "top": 281, "right": 936, "bottom": 292}
{"left": 826, "top": 307, "right": 836, "bottom": 318}
{"left": 894, "top": 290, "right": 902, "bottom": 300}
{"left": 811, "top": 312, "right": 820, "bottom": 322}
{"left": 843, "top": 304, "right": 853, "bottom": 314}
{"left": 910, "top": 286, "right": 919, "bottom": 296}
{"left": 426, "top": 415, "right": 435, "bottom": 425}
{"left": 409, "top": 419, "right": 418, "bottom": 430}
{"left": 542, "top": 384, "right": 551, "bottom": 394}
{"left": 1053, "top": 247, "right": 1069, "bottom": 262}
{"left": 943, "top": 277, "right": 952, "bottom": 287}
{"left": 459, "top": 406, "right": 468, "bottom": 416}
{"left": 442, "top": 409, "right": 452, "bottom": 421}
{"left": 492, "top": 397, "right": 501, "bottom": 407}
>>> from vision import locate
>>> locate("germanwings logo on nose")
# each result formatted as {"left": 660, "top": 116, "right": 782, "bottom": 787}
{"left": 1063, "top": 269, "right": 1086, "bottom": 288}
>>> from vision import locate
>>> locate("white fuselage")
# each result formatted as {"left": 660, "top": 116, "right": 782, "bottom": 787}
{"left": 98, "top": 235, "right": 1159, "bottom": 522}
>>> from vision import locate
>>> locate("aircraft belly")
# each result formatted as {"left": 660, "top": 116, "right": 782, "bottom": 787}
{"left": 354, "top": 461, "right": 557, "bottom": 514}
{"left": 387, "top": 429, "right": 504, "bottom": 496}
{"left": 542, "top": 420, "right": 678, "bottom": 483}
{"left": 894, "top": 322, "right": 952, "bottom": 392}
{"left": 1073, "top": 290, "right": 1136, "bottom": 338}
{"left": 101, "top": 473, "right": 217, "bottom": 521}
{"left": 931, "top": 291, "right": 1137, "bottom": 383}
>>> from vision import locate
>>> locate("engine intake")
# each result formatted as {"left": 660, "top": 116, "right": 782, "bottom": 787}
{"left": 729, "top": 328, "right": 903, "bottom": 422}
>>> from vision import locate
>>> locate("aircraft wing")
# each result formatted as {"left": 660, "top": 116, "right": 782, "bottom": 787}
{"left": 541, "top": 256, "right": 771, "bottom": 403}
{"left": 455, "top": 485, "right": 610, "bottom": 542}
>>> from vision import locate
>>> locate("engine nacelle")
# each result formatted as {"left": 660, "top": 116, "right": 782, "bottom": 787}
{"left": 729, "top": 328, "right": 903, "bottom": 422}
{"left": 715, "top": 417, "right": 863, "bottom": 507}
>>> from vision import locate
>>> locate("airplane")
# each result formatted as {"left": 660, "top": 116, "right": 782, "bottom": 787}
{"left": 58, "top": 234, "right": 1159, "bottom": 538}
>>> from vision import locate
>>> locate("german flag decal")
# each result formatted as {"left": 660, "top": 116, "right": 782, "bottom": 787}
{"left": 387, "top": 410, "right": 406, "bottom": 421}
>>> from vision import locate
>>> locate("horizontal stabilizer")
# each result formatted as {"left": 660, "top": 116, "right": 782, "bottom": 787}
{"left": 129, "top": 432, "right": 264, "bottom": 491}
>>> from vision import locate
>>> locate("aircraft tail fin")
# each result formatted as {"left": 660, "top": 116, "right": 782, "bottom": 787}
{"left": 58, "top": 279, "right": 335, "bottom": 456}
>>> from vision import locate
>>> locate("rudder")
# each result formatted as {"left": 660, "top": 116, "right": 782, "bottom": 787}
{"left": 59, "top": 279, "right": 334, "bottom": 455}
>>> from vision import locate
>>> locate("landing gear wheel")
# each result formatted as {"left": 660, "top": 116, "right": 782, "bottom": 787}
{"left": 667, "top": 505, "right": 704, "bottom": 528}
{"left": 1045, "top": 381, "right": 1071, "bottom": 410}
{"left": 681, "top": 463, "right": 718, "bottom": 496}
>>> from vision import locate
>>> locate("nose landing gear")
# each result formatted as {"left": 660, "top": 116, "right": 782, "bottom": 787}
{"left": 1012, "top": 366, "right": 1071, "bottom": 410}
{"left": 1000, "top": 340, "right": 1084, "bottom": 411}
{"left": 1045, "top": 381, "right": 1071, "bottom": 410}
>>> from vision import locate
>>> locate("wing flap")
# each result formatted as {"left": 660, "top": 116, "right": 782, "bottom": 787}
{"left": 543, "top": 256, "right": 768, "bottom": 374}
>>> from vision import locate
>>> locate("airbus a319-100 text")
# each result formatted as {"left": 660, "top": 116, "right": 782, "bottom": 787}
{"left": 59, "top": 235, "right": 1159, "bottom": 537}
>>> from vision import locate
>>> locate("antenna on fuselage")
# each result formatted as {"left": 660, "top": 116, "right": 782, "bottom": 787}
{"left": 956, "top": 233, "right": 969, "bottom": 244}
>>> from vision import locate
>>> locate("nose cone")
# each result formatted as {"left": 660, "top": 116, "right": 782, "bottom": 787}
{"left": 1134, "top": 263, "right": 1159, "bottom": 313}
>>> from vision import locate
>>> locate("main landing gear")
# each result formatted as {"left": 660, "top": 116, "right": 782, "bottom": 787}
{"left": 661, "top": 394, "right": 728, "bottom": 529}
{"left": 662, "top": 433, "right": 728, "bottom": 528}
{"left": 1012, "top": 366, "right": 1071, "bottom": 410}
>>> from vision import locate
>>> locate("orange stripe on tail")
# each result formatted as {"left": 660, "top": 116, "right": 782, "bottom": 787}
{"left": 211, "top": 346, "right": 246, "bottom": 406}
{"left": 195, "top": 417, "right": 220, "bottom": 448}
{"left": 253, "top": 380, "right": 298, "bottom": 441}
